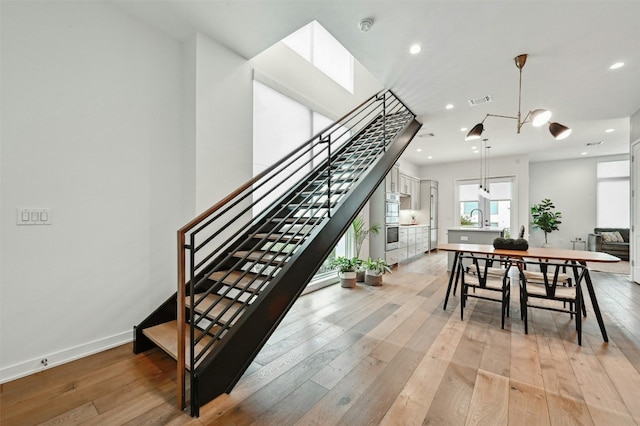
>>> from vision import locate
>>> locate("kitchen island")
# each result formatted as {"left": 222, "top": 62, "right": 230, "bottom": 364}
{"left": 446, "top": 227, "right": 504, "bottom": 270}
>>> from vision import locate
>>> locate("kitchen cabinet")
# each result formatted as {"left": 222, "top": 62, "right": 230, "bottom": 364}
{"left": 398, "top": 225, "right": 430, "bottom": 262}
{"left": 399, "top": 172, "right": 420, "bottom": 210}
{"left": 385, "top": 165, "right": 400, "bottom": 193}
{"left": 420, "top": 179, "right": 438, "bottom": 251}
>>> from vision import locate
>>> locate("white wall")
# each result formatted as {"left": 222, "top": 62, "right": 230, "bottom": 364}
{"left": 419, "top": 155, "right": 530, "bottom": 245}
{"left": 193, "top": 33, "right": 254, "bottom": 212}
{"left": 0, "top": 1, "right": 256, "bottom": 383}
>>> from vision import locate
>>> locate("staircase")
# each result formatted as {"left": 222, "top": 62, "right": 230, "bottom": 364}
{"left": 133, "top": 90, "right": 421, "bottom": 416}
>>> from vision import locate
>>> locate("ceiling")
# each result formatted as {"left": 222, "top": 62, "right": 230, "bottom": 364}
{"left": 114, "top": 0, "right": 640, "bottom": 165}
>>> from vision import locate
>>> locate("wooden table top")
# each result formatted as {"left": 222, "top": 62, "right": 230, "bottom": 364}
{"left": 437, "top": 243, "right": 620, "bottom": 263}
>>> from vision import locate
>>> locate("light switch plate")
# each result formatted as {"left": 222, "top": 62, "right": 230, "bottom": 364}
{"left": 17, "top": 208, "right": 52, "bottom": 225}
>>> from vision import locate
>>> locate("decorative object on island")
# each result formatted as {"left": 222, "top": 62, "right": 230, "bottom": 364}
{"left": 531, "top": 198, "right": 562, "bottom": 246}
{"left": 465, "top": 54, "right": 571, "bottom": 141}
{"left": 330, "top": 256, "right": 361, "bottom": 288}
{"left": 352, "top": 215, "right": 381, "bottom": 281}
{"left": 492, "top": 237, "right": 529, "bottom": 251}
{"left": 363, "top": 257, "right": 392, "bottom": 286}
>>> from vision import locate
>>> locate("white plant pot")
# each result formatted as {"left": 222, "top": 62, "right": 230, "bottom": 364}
{"left": 364, "top": 270, "right": 383, "bottom": 286}
{"left": 339, "top": 271, "right": 357, "bottom": 288}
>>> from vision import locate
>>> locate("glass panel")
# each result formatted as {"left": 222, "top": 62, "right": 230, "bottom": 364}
{"left": 597, "top": 160, "right": 629, "bottom": 178}
{"left": 459, "top": 183, "right": 479, "bottom": 200}
{"left": 253, "top": 80, "right": 353, "bottom": 288}
{"left": 460, "top": 201, "right": 479, "bottom": 226}
{"left": 597, "top": 180, "right": 630, "bottom": 227}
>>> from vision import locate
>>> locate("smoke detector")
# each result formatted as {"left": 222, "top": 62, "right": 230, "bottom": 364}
{"left": 359, "top": 18, "right": 374, "bottom": 32}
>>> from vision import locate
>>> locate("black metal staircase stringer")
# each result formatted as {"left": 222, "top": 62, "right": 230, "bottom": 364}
{"left": 190, "top": 118, "right": 422, "bottom": 415}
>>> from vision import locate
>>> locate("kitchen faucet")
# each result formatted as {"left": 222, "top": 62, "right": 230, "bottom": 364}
{"left": 469, "top": 208, "right": 484, "bottom": 228}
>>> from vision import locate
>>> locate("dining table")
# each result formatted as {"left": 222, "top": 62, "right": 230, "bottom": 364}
{"left": 437, "top": 243, "right": 620, "bottom": 342}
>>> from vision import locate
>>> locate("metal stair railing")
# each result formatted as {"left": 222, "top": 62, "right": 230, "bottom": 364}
{"left": 176, "top": 89, "right": 415, "bottom": 411}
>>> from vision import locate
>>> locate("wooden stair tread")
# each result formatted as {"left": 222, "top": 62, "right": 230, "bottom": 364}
{"left": 186, "top": 293, "right": 244, "bottom": 324}
{"left": 208, "top": 270, "right": 268, "bottom": 292}
{"left": 234, "top": 250, "right": 290, "bottom": 263}
{"left": 254, "top": 233, "right": 305, "bottom": 243}
{"left": 142, "top": 320, "right": 218, "bottom": 370}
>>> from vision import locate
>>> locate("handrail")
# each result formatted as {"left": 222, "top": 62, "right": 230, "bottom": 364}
{"left": 175, "top": 89, "right": 415, "bottom": 412}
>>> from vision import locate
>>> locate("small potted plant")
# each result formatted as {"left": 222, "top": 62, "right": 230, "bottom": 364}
{"left": 363, "top": 257, "right": 392, "bottom": 286}
{"left": 331, "top": 256, "right": 361, "bottom": 288}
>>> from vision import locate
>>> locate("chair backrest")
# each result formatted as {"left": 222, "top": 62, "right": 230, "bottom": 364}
{"left": 518, "top": 259, "right": 586, "bottom": 297}
{"left": 459, "top": 254, "right": 512, "bottom": 288}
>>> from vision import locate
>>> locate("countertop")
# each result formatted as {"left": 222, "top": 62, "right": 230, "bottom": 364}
{"left": 448, "top": 227, "right": 504, "bottom": 232}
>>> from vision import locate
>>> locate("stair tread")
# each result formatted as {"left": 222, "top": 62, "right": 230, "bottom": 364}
{"left": 186, "top": 293, "right": 245, "bottom": 324}
{"left": 234, "top": 250, "right": 290, "bottom": 263}
{"left": 254, "top": 233, "right": 306, "bottom": 243}
{"left": 209, "top": 269, "right": 268, "bottom": 291}
{"left": 142, "top": 320, "right": 218, "bottom": 370}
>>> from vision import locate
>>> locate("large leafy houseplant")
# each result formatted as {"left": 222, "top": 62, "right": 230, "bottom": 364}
{"left": 531, "top": 198, "right": 562, "bottom": 245}
{"left": 352, "top": 216, "right": 381, "bottom": 259}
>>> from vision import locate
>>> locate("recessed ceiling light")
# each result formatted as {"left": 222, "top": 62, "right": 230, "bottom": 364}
{"left": 471, "top": 146, "right": 477, "bottom": 150}
{"left": 416, "top": 148, "right": 422, "bottom": 152}
{"left": 427, "top": 156, "right": 433, "bottom": 159}
{"left": 473, "top": 149, "right": 479, "bottom": 154}
{"left": 605, "top": 128, "right": 615, "bottom": 133}
{"left": 409, "top": 44, "right": 421, "bottom": 55}
{"left": 610, "top": 62, "right": 624, "bottom": 70}
{"left": 460, "top": 127, "right": 468, "bottom": 132}
{"left": 581, "top": 152, "right": 589, "bottom": 156}
{"left": 445, "top": 104, "right": 454, "bottom": 110}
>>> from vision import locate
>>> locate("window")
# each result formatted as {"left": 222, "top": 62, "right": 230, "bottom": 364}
{"left": 457, "top": 177, "right": 515, "bottom": 233}
{"left": 282, "top": 21, "right": 354, "bottom": 93}
{"left": 597, "top": 160, "right": 629, "bottom": 227}
{"left": 253, "top": 80, "right": 352, "bottom": 290}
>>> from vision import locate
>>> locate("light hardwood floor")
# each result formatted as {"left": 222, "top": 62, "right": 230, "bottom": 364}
{"left": 2, "top": 252, "right": 640, "bottom": 425}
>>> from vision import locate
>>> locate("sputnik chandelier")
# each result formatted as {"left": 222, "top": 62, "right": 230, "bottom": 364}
{"left": 465, "top": 54, "right": 572, "bottom": 141}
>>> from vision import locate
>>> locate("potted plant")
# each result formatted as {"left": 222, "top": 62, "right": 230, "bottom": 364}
{"left": 330, "top": 256, "right": 361, "bottom": 288}
{"left": 352, "top": 216, "right": 380, "bottom": 281}
{"left": 363, "top": 257, "right": 392, "bottom": 286}
{"left": 531, "top": 198, "right": 562, "bottom": 246}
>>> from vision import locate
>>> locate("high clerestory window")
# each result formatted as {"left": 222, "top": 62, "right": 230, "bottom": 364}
{"left": 282, "top": 20, "right": 354, "bottom": 93}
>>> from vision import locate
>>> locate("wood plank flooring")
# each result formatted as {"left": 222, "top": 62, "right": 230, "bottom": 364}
{"left": 2, "top": 252, "right": 640, "bottom": 425}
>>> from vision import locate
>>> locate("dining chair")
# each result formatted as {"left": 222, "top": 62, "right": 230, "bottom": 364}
{"left": 458, "top": 254, "right": 513, "bottom": 329}
{"left": 519, "top": 258, "right": 587, "bottom": 318}
{"left": 517, "top": 259, "right": 587, "bottom": 345}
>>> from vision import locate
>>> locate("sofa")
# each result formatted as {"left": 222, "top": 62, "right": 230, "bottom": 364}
{"left": 587, "top": 228, "right": 629, "bottom": 260}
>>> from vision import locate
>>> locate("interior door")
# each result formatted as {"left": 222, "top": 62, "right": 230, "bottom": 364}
{"left": 633, "top": 142, "right": 640, "bottom": 283}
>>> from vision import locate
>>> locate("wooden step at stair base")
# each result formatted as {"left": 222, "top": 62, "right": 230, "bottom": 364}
{"left": 142, "top": 320, "right": 219, "bottom": 370}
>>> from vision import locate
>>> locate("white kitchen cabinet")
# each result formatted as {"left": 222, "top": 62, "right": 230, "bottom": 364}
{"left": 385, "top": 165, "right": 400, "bottom": 193}
{"left": 399, "top": 173, "right": 410, "bottom": 195}
{"left": 399, "top": 225, "right": 429, "bottom": 262}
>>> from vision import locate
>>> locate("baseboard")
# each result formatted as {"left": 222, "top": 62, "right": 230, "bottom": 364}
{"left": 0, "top": 330, "right": 132, "bottom": 384}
